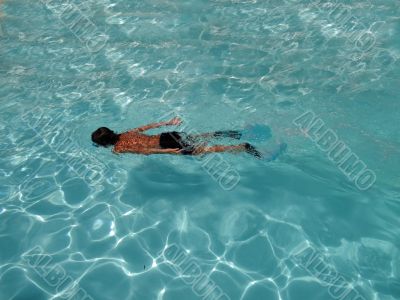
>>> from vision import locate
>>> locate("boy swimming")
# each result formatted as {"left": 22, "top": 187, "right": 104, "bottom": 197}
{"left": 91, "top": 117, "right": 262, "bottom": 157}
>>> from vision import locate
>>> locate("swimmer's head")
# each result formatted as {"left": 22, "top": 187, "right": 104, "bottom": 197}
{"left": 91, "top": 127, "right": 120, "bottom": 147}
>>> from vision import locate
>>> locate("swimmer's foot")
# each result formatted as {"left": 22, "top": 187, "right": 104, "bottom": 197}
{"left": 244, "top": 143, "right": 263, "bottom": 159}
{"left": 213, "top": 130, "right": 242, "bottom": 139}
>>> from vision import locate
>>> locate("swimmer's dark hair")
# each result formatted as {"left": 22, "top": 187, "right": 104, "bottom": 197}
{"left": 91, "top": 127, "right": 120, "bottom": 147}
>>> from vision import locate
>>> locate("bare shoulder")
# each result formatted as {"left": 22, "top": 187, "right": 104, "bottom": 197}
{"left": 113, "top": 141, "right": 130, "bottom": 153}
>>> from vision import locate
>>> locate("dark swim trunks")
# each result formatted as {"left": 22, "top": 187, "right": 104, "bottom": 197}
{"left": 159, "top": 132, "right": 195, "bottom": 155}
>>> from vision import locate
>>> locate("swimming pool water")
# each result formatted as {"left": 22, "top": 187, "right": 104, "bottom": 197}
{"left": 0, "top": 0, "right": 399, "bottom": 299}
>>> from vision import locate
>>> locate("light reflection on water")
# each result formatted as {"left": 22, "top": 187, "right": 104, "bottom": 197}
{"left": 0, "top": 0, "right": 399, "bottom": 299}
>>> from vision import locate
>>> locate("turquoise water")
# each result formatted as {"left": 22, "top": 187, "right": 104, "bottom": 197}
{"left": 1, "top": 0, "right": 399, "bottom": 299}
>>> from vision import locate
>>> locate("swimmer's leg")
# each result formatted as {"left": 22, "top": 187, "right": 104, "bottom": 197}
{"left": 191, "top": 143, "right": 262, "bottom": 158}
{"left": 194, "top": 144, "right": 244, "bottom": 154}
{"left": 212, "top": 130, "right": 242, "bottom": 139}
{"left": 188, "top": 131, "right": 242, "bottom": 141}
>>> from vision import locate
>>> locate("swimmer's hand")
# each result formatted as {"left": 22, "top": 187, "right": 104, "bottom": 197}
{"left": 167, "top": 117, "right": 182, "bottom": 126}
{"left": 129, "top": 117, "right": 182, "bottom": 133}
{"left": 160, "top": 148, "right": 182, "bottom": 154}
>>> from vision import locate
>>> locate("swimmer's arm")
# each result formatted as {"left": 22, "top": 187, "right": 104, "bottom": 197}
{"left": 114, "top": 147, "right": 182, "bottom": 155}
{"left": 146, "top": 148, "right": 182, "bottom": 155}
{"left": 130, "top": 117, "right": 182, "bottom": 133}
